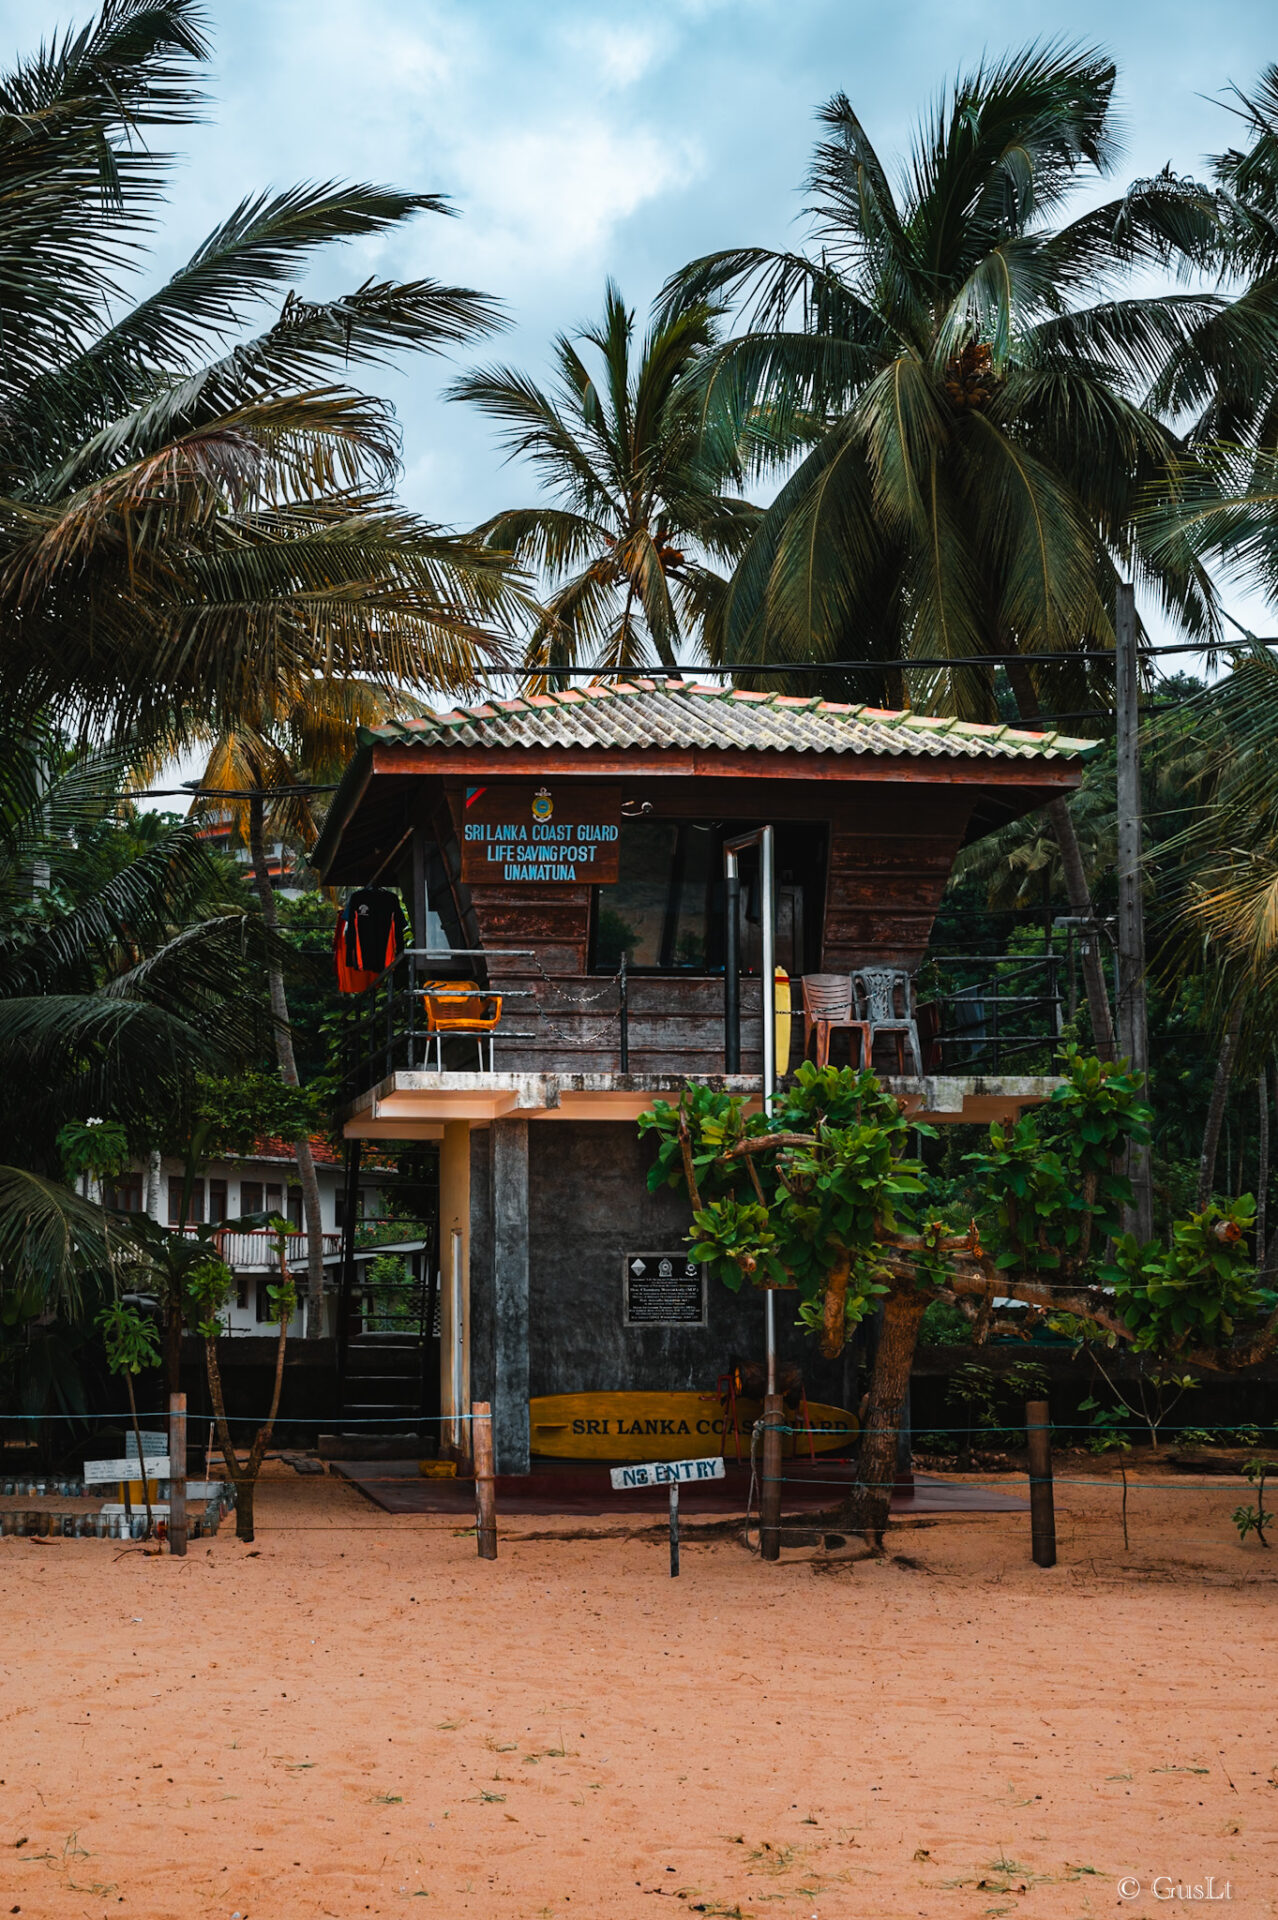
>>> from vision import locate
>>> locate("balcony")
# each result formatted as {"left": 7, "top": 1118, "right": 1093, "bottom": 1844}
{"left": 178, "top": 1226, "right": 344, "bottom": 1271}
{"left": 339, "top": 943, "right": 1076, "bottom": 1133}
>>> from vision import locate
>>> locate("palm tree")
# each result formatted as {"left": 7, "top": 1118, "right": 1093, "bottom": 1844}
{"left": 0, "top": 732, "right": 270, "bottom": 1342}
{"left": 0, "top": 0, "right": 522, "bottom": 752}
{"left": 665, "top": 46, "right": 1227, "bottom": 1053}
{"left": 449, "top": 282, "right": 761, "bottom": 675}
{"left": 180, "top": 679, "right": 418, "bottom": 1336}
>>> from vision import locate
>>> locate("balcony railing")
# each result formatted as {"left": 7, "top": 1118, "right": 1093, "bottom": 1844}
{"left": 178, "top": 1226, "right": 343, "bottom": 1270}
{"left": 338, "top": 940, "right": 1084, "bottom": 1095}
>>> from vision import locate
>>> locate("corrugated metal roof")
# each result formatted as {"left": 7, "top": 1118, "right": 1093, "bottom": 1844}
{"left": 367, "top": 678, "right": 1097, "bottom": 762}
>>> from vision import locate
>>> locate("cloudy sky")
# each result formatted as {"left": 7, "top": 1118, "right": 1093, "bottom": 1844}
{"left": 8, "top": 0, "right": 1278, "bottom": 650}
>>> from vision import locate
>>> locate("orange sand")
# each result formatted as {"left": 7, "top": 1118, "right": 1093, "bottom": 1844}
{"left": 1, "top": 1462, "right": 1275, "bottom": 1919}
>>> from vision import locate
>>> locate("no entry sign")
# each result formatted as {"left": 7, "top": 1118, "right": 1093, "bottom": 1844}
{"left": 609, "top": 1455, "right": 726, "bottom": 1576}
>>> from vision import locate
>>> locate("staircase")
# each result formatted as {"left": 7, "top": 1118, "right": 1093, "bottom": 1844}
{"left": 334, "top": 1243, "right": 440, "bottom": 1453}
{"left": 338, "top": 1331, "right": 426, "bottom": 1437}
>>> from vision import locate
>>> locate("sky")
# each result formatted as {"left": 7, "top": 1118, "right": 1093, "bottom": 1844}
{"left": 8, "top": 0, "right": 1278, "bottom": 687}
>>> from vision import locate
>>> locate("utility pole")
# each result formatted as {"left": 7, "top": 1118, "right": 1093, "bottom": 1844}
{"left": 1115, "top": 582, "right": 1154, "bottom": 1241}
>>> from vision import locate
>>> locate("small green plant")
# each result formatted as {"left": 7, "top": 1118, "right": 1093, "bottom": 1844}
{"left": 1231, "top": 1457, "right": 1274, "bottom": 1547}
{"left": 96, "top": 1299, "right": 161, "bottom": 1536}
{"left": 58, "top": 1118, "right": 130, "bottom": 1186}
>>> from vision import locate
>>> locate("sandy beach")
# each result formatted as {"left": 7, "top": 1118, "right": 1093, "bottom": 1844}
{"left": 1, "top": 1463, "right": 1274, "bottom": 1919}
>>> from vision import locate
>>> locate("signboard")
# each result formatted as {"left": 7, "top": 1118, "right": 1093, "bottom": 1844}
{"left": 623, "top": 1254, "right": 705, "bottom": 1327}
{"left": 610, "top": 1456, "right": 726, "bottom": 1490}
{"left": 460, "top": 783, "right": 621, "bottom": 885}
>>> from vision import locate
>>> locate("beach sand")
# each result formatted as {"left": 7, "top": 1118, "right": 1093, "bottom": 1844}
{"left": 1, "top": 1461, "right": 1274, "bottom": 1918}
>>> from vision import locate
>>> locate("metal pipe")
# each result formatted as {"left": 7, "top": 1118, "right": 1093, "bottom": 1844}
{"left": 723, "top": 864, "right": 740, "bottom": 1072}
{"left": 723, "top": 826, "right": 777, "bottom": 1393}
{"left": 449, "top": 1226, "right": 465, "bottom": 1455}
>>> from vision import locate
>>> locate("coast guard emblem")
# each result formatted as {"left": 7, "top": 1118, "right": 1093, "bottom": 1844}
{"left": 532, "top": 788, "right": 553, "bottom": 823}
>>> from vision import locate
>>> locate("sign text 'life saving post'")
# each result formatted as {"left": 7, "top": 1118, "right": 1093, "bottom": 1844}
{"left": 460, "top": 783, "right": 621, "bottom": 884}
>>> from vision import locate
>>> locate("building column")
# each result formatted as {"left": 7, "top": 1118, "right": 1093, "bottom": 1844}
{"left": 438, "top": 1121, "right": 471, "bottom": 1462}
{"left": 492, "top": 1118, "right": 530, "bottom": 1475}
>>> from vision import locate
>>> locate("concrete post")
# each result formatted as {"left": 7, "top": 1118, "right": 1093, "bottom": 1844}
{"left": 492, "top": 1118, "right": 530, "bottom": 1475}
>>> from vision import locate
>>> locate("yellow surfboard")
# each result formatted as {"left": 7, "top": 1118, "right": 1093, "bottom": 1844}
{"left": 775, "top": 967, "right": 792, "bottom": 1076}
{"left": 529, "top": 1390, "right": 857, "bottom": 1462}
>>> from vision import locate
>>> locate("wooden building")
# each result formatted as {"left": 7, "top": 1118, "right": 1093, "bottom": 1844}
{"left": 314, "top": 677, "right": 1096, "bottom": 1471}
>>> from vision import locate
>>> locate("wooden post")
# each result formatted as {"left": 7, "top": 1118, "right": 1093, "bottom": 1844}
{"left": 168, "top": 1391, "right": 187, "bottom": 1557}
{"left": 472, "top": 1400, "right": 497, "bottom": 1560}
{"left": 759, "top": 1392, "right": 783, "bottom": 1562}
{"left": 1115, "top": 581, "right": 1153, "bottom": 1240}
{"left": 1025, "top": 1398, "right": 1056, "bottom": 1568}
{"left": 668, "top": 1482, "right": 680, "bottom": 1577}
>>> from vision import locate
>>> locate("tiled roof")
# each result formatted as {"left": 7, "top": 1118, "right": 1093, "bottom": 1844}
{"left": 370, "top": 678, "right": 1097, "bottom": 762}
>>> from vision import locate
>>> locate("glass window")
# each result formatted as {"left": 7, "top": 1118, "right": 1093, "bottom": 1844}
{"left": 103, "top": 1173, "right": 145, "bottom": 1213}
{"left": 593, "top": 821, "right": 715, "bottom": 971}
{"left": 208, "top": 1178, "right": 228, "bottom": 1224}
{"left": 591, "top": 818, "right": 826, "bottom": 976}
{"left": 239, "top": 1180, "right": 263, "bottom": 1216}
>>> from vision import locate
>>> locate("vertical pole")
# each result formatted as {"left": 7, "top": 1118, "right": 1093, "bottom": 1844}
{"left": 723, "top": 858, "right": 740, "bottom": 1073}
{"left": 167, "top": 1391, "right": 187, "bottom": 1558}
{"left": 760, "top": 1394, "right": 783, "bottom": 1563}
{"left": 450, "top": 1226, "right": 465, "bottom": 1457}
{"left": 618, "top": 950, "right": 629, "bottom": 1072}
{"left": 669, "top": 1481, "right": 680, "bottom": 1577}
{"left": 760, "top": 825, "right": 776, "bottom": 1117}
{"left": 473, "top": 1400, "right": 497, "bottom": 1559}
{"left": 1025, "top": 1397, "right": 1057, "bottom": 1568}
{"left": 1115, "top": 581, "right": 1153, "bottom": 1241}
{"left": 337, "top": 1136, "right": 361, "bottom": 1395}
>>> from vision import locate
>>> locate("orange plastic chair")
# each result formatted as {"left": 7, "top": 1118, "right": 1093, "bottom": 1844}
{"left": 420, "top": 980, "right": 503, "bottom": 1071}
{"left": 799, "top": 973, "right": 871, "bottom": 1069}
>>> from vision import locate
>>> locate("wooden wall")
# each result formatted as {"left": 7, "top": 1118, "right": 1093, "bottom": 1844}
{"left": 423, "top": 773, "right": 977, "bottom": 1073}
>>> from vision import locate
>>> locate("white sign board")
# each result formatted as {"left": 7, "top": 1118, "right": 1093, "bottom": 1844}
{"left": 610, "top": 1456, "right": 726, "bottom": 1490}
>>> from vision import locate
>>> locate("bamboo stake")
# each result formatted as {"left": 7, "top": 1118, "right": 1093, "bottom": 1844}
{"left": 1025, "top": 1398, "right": 1057, "bottom": 1568}
{"left": 473, "top": 1400, "right": 497, "bottom": 1560}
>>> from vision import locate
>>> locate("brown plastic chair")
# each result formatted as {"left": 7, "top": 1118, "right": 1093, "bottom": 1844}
{"left": 421, "top": 980, "right": 503, "bottom": 1071}
{"left": 799, "top": 974, "right": 871, "bottom": 1070}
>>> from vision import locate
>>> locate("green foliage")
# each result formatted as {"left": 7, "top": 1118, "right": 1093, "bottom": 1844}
{"left": 639, "top": 1051, "right": 1272, "bottom": 1369}
{"left": 97, "top": 1300, "right": 160, "bottom": 1377}
{"left": 918, "top": 1299, "right": 972, "bottom": 1345}
{"left": 186, "top": 1256, "right": 235, "bottom": 1340}
{"left": 55, "top": 1119, "right": 130, "bottom": 1185}
{"left": 195, "top": 1072, "right": 321, "bottom": 1157}
{"left": 1231, "top": 1459, "right": 1274, "bottom": 1546}
{"left": 1103, "top": 1197, "right": 1261, "bottom": 1353}
{"left": 965, "top": 1050, "right": 1150, "bottom": 1278}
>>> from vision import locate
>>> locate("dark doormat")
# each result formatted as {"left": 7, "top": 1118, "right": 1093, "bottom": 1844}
{"left": 330, "top": 1459, "right": 1028, "bottom": 1518}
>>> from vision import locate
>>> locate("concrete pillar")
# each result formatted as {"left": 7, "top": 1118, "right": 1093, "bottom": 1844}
{"left": 492, "top": 1118, "right": 530, "bottom": 1475}
{"left": 438, "top": 1122, "right": 471, "bottom": 1459}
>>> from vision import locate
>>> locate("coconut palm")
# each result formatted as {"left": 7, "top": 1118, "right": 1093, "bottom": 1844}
{"left": 0, "top": 0, "right": 521, "bottom": 752}
{"left": 664, "top": 46, "right": 1229, "bottom": 1052}
{"left": 450, "top": 282, "right": 761, "bottom": 675}
{"left": 174, "top": 679, "right": 420, "bottom": 1335}
{"left": 0, "top": 732, "right": 270, "bottom": 1331}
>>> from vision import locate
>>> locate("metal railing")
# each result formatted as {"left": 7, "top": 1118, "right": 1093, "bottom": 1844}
{"left": 176, "top": 1225, "right": 343, "bottom": 1269}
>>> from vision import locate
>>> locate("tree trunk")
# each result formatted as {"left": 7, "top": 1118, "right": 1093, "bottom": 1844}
{"left": 1197, "top": 995, "right": 1245, "bottom": 1210}
{"left": 163, "top": 1289, "right": 184, "bottom": 1402}
{"left": 248, "top": 793, "right": 326, "bottom": 1337}
{"left": 123, "top": 1370, "right": 155, "bottom": 1539}
{"left": 1004, "top": 660, "right": 1116, "bottom": 1060}
{"left": 835, "top": 1283, "right": 928, "bottom": 1545}
{"left": 1255, "top": 1073, "right": 1267, "bottom": 1259}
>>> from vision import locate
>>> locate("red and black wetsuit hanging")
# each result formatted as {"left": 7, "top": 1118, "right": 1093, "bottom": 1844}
{"left": 333, "top": 888, "right": 407, "bottom": 992}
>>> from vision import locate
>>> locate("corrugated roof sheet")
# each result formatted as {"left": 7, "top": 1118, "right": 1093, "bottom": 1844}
{"left": 369, "top": 678, "right": 1097, "bottom": 762}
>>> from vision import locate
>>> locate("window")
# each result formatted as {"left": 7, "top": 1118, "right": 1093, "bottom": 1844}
{"left": 208, "top": 1178, "right": 228, "bottom": 1224}
{"left": 590, "top": 819, "right": 826, "bottom": 975}
{"left": 256, "top": 1280, "right": 273, "bottom": 1323}
{"left": 168, "top": 1176, "right": 204, "bottom": 1225}
{"left": 102, "top": 1173, "right": 145, "bottom": 1212}
{"left": 239, "top": 1180, "right": 263, "bottom": 1216}
{"left": 287, "top": 1186, "right": 303, "bottom": 1230}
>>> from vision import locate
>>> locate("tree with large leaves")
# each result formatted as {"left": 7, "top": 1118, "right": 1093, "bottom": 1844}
{"left": 664, "top": 45, "right": 1226, "bottom": 1052}
{"left": 450, "top": 281, "right": 761, "bottom": 675}
{"left": 174, "top": 678, "right": 420, "bottom": 1336}
{"left": 0, "top": 0, "right": 522, "bottom": 753}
